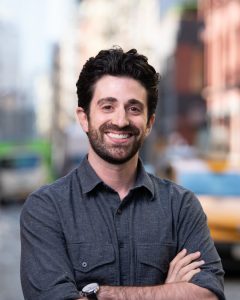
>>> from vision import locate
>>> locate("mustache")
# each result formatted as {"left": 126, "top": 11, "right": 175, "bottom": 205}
{"left": 100, "top": 123, "right": 140, "bottom": 135}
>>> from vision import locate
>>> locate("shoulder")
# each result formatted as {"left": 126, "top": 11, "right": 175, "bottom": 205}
{"left": 147, "top": 172, "right": 192, "bottom": 196}
{"left": 37, "top": 169, "right": 77, "bottom": 196}
{"left": 22, "top": 168, "right": 79, "bottom": 213}
{"left": 147, "top": 173, "right": 203, "bottom": 211}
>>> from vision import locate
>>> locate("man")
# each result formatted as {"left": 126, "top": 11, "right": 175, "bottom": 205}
{"left": 20, "top": 47, "right": 225, "bottom": 300}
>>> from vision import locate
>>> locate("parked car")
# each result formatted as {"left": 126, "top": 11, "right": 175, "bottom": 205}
{"left": 0, "top": 152, "right": 49, "bottom": 203}
{"left": 163, "top": 159, "right": 240, "bottom": 271}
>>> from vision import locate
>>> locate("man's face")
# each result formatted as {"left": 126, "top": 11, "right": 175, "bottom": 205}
{"left": 77, "top": 75, "right": 154, "bottom": 164}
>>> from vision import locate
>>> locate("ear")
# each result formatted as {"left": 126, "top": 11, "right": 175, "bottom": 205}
{"left": 146, "top": 114, "right": 155, "bottom": 136}
{"left": 76, "top": 107, "right": 89, "bottom": 133}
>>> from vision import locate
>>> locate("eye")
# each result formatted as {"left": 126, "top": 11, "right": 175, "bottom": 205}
{"left": 129, "top": 106, "right": 141, "bottom": 114}
{"left": 102, "top": 105, "right": 114, "bottom": 112}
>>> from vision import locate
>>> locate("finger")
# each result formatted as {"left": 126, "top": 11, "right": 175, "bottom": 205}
{"left": 182, "top": 268, "right": 201, "bottom": 282}
{"left": 168, "top": 249, "right": 187, "bottom": 272}
{"left": 175, "top": 251, "right": 201, "bottom": 269}
{"left": 179, "top": 260, "right": 205, "bottom": 277}
{"left": 171, "top": 249, "right": 187, "bottom": 265}
{"left": 165, "top": 250, "right": 190, "bottom": 283}
{"left": 170, "top": 250, "right": 201, "bottom": 269}
{"left": 169, "top": 251, "right": 201, "bottom": 278}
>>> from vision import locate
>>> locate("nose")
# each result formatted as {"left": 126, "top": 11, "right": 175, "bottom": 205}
{"left": 112, "top": 107, "right": 130, "bottom": 128}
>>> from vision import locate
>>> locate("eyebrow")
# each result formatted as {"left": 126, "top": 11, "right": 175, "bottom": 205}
{"left": 97, "top": 97, "right": 118, "bottom": 106}
{"left": 127, "top": 99, "right": 144, "bottom": 109}
{"left": 97, "top": 97, "right": 144, "bottom": 109}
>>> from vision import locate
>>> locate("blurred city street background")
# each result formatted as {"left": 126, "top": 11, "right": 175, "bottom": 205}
{"left": 0, "top": 0, "right": 240, "bottom": 299}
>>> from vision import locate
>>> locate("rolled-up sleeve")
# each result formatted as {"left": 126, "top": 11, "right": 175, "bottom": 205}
{"left": 176, "top": 189, "right": 225, "bottom": 300}
{"left": 20, "top": 189, "right": 80, "bottom": 300}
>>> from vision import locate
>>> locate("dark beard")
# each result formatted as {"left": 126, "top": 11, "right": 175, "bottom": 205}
{"left": 87, "top": 123, "right": 144, "bottom": 164}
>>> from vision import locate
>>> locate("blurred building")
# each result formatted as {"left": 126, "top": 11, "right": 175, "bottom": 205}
{"left": 158, "top": 1, "right": 206, "bottom": 148}
{"left": 76, "top": 0, "right": 161, "bottom": 70}
{"left": 0, "top": 92, "right": 36, "bottom": 141}
{"left": 0, "top": 21, "right": 19, "bottom": 92}
{"left": 174, "top": 7, "right": 205, "bottom": 145}
{"left": 51, "top": 38, "right": 83, "bottom": 175}
{"left": 199, "top": 0, "right": 240, "bottom": 166}
{"left": 0, "top": 20, "right": 35, "bottom": 141}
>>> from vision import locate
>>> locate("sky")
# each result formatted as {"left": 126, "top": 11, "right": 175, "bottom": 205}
{"left": 0, "top": 0, "right": 74, "bottom": 86}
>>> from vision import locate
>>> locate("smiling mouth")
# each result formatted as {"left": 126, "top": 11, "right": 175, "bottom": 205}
{"left": 107, "top": 132, "right": 132, "bottom": 140}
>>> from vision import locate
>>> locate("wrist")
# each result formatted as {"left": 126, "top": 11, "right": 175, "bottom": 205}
{"left": 98, "top": 286, "right": 110, "bottom": 300}
{"left": 98, "top": 286, "right": 126, "bottom": 300}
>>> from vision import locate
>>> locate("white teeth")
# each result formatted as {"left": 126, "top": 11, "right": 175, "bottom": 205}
{"left": 108, "top": 133, "right": 130, "bottom": 139}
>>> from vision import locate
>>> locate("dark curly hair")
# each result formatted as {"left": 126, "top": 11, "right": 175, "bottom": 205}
{"left": 76, "top": 47, "right": 160, "bottom": 120}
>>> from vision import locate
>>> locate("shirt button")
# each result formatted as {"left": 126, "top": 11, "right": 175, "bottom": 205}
{"left": 117, "top": 208, "right": 122, "bottom": 215}
{"left": 82, "top": 261, "right": 88, "bottom": 268}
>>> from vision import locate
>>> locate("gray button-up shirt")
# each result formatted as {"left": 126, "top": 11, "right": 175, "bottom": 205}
{"left": 20, "top": 156, "right": 225, "bottom": 300}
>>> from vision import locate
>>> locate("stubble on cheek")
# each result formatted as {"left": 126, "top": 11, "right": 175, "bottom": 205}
{"left": 87, "top": 120, "right": 147, "bottom": 164}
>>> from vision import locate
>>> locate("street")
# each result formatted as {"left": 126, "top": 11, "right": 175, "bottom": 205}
{"left": 0, "top": 204, "right": 23, "bottom": 300}
{"left": 0, "top": 204, "right": 239, "bottom": 300}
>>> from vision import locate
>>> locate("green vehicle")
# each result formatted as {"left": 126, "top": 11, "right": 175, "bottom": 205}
{"left": 0, "top": 139, "right": 53, "bottom": 203}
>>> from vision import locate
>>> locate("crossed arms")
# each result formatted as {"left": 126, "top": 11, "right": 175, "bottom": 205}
{"left": 77, "top": 249, "right": 217, "bottom": 300}
{"left": 20, "top": 188, "right": 225, "bottom": 300}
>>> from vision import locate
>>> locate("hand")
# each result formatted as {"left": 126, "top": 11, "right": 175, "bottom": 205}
{"left": 165, "top": 249, "right": 205, "bottom": 284}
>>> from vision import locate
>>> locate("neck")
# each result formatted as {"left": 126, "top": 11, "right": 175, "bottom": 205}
{"left": 88, "top": 150, "right": 139, "bottom": 200}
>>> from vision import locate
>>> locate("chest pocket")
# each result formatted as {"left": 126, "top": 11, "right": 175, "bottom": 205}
{"left": 67, "top": 243, "right": 116, "bottom": 287}
{"left": 135, "top": 243, "right": 176, "bottom": 285}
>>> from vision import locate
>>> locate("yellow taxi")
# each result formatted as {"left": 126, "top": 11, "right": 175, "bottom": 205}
{"left": 165, "top": 158, "right": 240, "bottom": 270}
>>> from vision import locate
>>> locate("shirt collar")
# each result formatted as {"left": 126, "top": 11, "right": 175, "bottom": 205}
{"left": 77, "top": 156, "right": 102, "bottom": 194}
{"left": 133, "top": 159, "right": 155, "bottom": 200}
{"left": 77, "top": 155, "right": 154, "bottom": 200}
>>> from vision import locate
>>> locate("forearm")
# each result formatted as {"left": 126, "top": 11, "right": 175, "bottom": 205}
{"left": 97, "top": 283, "right": 217, "bottom": 300}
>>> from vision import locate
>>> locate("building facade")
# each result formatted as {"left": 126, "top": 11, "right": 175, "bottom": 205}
{"left": 199, "top": 0, "right": 240, "bottom": 166}
{"left": 158, "top": 3, "right": 206, "bottom": 148}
